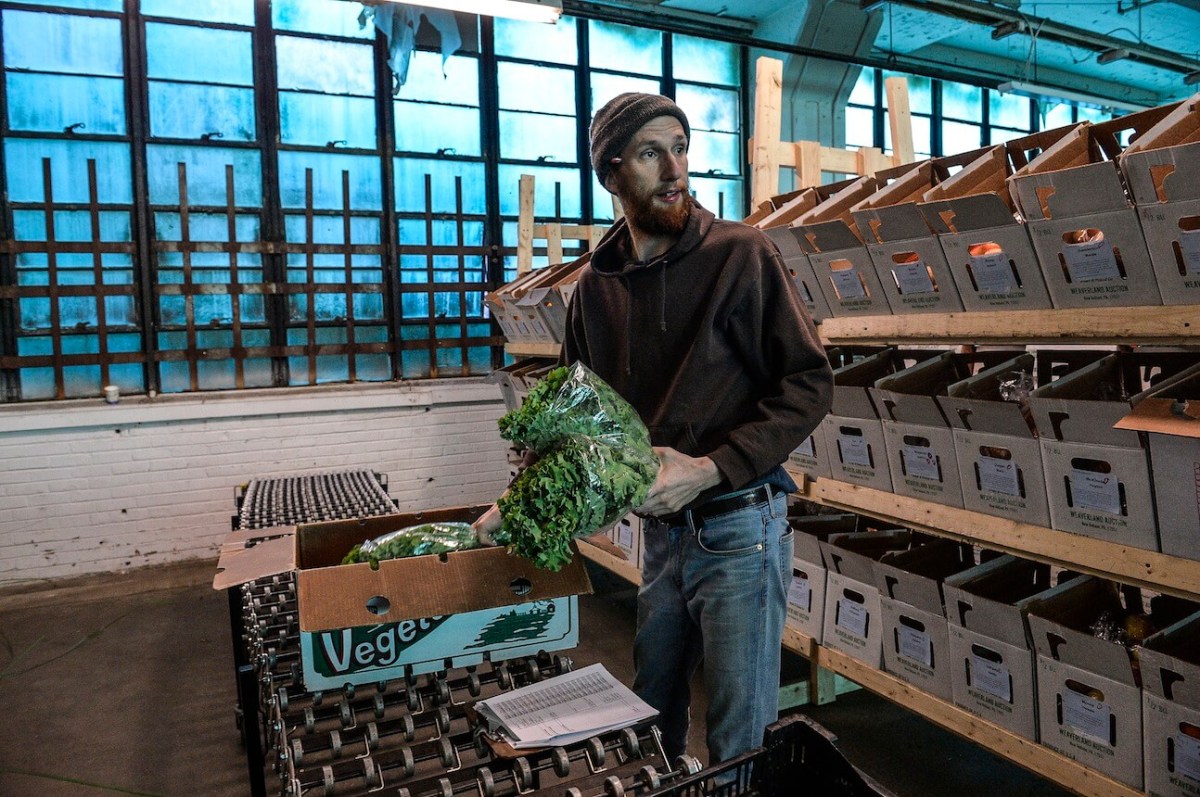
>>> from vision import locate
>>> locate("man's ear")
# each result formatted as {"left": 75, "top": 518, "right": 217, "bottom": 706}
{"left": 602, "top": 171, "right": 619, "bottom": 195}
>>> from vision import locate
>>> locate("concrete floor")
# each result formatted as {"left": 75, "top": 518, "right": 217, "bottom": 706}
{"left": 0, "top": 560, "right": 1070, "bottom": 797}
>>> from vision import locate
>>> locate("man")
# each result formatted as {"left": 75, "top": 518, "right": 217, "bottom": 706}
{"left": 479, "top": 93, "right": 832, "bottom": 765}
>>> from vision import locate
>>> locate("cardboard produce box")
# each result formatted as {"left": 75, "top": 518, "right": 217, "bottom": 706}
{"left": 788, "top": 420, "right": 831, "bottom": 482}
{"left": 1028, "top": 352, "right": 1198, "bottom": 550}
{"left": 1025, "top": 576, "right": 1157, "bottom": 789}
{"left": 1139, "top": 611, "right": 1200, "bottom": 797}
{"left": 784, "top": 513, "right": 859, "bottom": 643}
{"left": 942, "top": 554, "right": 1054, "bottom": 740}
{"left": 764, "top": 225, "right": 833, "bottom": 323}
{"left": 851, "top": 161, "right": 966, "bottom": 315}
{"left": 611, "top": 513, "right": 642, "bottom": 565}
{"left": 875, "top": 539, "right": 977, "bottom": 701}
{"left": 871, "top": 351, "right": 1022, "bottom": 509}
{"left": 937, "top": 352, "right": 1051, "bottom": 527}
{"left": 1115, "top": 360, "right": 1200, "bottom": 561}
{"left": 793, "top": 176, "right": 894, "bottom": 318}
{"left": 214, "top": 506, "right": 592, "bottom": 690}
{"left": 919, "top": 142, "right": 1054, "bottom": 311}
{"left": 822, "top": 349, "right": 941, "bottom": 492}
{"left": 1118, "top": 94, "right": 1200, "bottom": 307}
{"left": 1008, "top": 108, "right": 1177, "bottom": 309}
{"left": 820, "top": 529, "right": 913, "bottom": 668}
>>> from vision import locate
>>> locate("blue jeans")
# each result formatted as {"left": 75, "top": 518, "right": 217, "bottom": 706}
{"left": 633, "top": 489, "right": 793, "bottom": 764}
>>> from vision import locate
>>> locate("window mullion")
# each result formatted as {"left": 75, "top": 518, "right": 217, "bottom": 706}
{"left": 371, "top": 26, "right": 402, "bottom": 381}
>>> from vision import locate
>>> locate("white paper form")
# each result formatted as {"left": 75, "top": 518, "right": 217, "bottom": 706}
{"left": 474, "top": 663, "right": 657, "bottom": 748}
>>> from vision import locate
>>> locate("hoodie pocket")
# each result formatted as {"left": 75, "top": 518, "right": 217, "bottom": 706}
{"left": 647, "top": 424, "right": 701, "bottom": 456}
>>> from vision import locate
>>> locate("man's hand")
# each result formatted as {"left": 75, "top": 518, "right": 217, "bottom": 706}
{"left": 636, "top": 447, "right": 722, "bottom": 517}
{"left": 472, "top": 503, "right": 503, "bottom": 546}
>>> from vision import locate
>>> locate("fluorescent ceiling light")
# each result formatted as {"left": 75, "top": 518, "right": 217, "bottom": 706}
{"left": 1097, "top": 47, "right": 1131, "bottom": 65}
{"left": 860, "top": 0, "right": 890, "bottom": 13}
{"left": 383, "top": 0, "right": 562, "bottom": 24}
{"left": 997, "top": 80, "right": 1151, "bottom": 113}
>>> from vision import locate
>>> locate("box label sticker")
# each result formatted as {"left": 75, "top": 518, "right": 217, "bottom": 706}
{"left": 836, "top": 598, "right": 869, "bottom": 638}
{"left": 830, "top": 267, "right": 867, "bottom": 300}
{"left": 1062, "top": 238, "right": 1121, "bottom": 282}
{"left": 1173, "top": 733, "right": 1200, "bottom": 783}
{"left": 969, "top": 655, "right": 1012, "bottom": 703}
{"left": 898, "top": 624, "right": 933, "bottom": 667}
{"left": 1070, "top": 468, "right": 1121, "bottom": 515}
{"left": 839, "top": 434, "right": 872, "bottom": 468}
{"left": 902, "top": 444, "right": 940, "bottom": 481}
{"left": 787, "top": 575, "right": 812, "bottom": 614}
{"left": 617, "top": 522, "right": 634, "bottom": 551}
{"left": 893, "top": 262, "right": 936, "bottom": 295}
{"left": 1180, "top": 229, "right": 1200, "bottom": 276}
{"left": 978, "top": 455, "right": 1020, "bottom": 496}
{"left": 1062, "top": 690, "right": 1112, "bottom": 745}
{"left": 970, "top": 251, "right": 1018, "bottom": 294}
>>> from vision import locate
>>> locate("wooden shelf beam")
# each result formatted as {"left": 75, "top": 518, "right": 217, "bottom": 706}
{"left": 793, "top": 475, "right": 1200, "bottom": 600}
{"left": 504, "top": 342, "right": 561, "bottom": 359}
{"left": 817, "top": 305, "right": 1199, "bottom": 346}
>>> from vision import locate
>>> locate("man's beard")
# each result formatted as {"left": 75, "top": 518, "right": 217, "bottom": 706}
{"left": 617, "top": 179, "right": 693, "bottom": 237}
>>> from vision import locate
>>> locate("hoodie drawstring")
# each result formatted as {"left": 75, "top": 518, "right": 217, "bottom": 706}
{"left": 659, "top": 264, "right": 668, "bottom": 333}
{"left": 621, "top": 274, "right": 633, "bottom": 377}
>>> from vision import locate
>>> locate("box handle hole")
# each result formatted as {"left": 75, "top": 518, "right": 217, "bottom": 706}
{"left": 366, "top": 596, "right": 391, "bottom": 616}
{"left": 509, "top": 577, "right": 533, "bottom": 597}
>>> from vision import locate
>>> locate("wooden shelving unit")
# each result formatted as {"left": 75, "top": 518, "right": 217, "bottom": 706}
{"left": 817, "top": 305, "right": 1198, "bottom": 346}
{"left": 792, "top": 474, "right": 1200, "bottom": 600}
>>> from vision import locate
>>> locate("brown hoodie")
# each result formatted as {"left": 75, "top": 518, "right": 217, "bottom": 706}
{"left": 562, "top": 202, "right": 833, "bottom": 504}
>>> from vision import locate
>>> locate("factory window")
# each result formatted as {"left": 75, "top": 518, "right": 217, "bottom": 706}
{"left": 0, "top": 4, "right": 748, "bottom": 401}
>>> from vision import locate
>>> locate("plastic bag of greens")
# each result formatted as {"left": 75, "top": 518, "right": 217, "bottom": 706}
{"left": 493, "top": 362, "right": 659, "bottom": 571}
{"left": 497, "top": 361, "right": 652, "bottom": 454}
{"left": 343, "top": 521, "right": 479, "bottom": 567}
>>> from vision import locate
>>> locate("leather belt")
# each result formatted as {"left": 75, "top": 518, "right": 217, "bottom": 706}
{"left": 655, "top": 484, "right": 773, "bottom": 527}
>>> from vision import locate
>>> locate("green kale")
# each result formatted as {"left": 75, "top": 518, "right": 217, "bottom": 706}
{"left": 342, "top": 521, "right": 479, "bottom": 567}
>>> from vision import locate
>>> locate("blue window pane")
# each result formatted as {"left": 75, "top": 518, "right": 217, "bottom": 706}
{"left": 6, "top": 139, "right": 132, "bottom": 204}
{"left": 988, "top": 127, "right": 1029, "bottom": 145}
{"left": 141, "top": 0, "right": 254, "bottom": 25}
{"left": 396, "top": 51, "right": 479, "bottom": 105}
{"left": 497, "top": 62, "right": 575, "bottom": 113}
{"left": 494, "top": 16, "right": 577, "bottom": 64}
{"left": 397, "top": 218, "right": 484, "bottom": 248}
{"left": 147, "top": 145, "right": 263, "bottom": 206}
{"left": 7, "top": 73, "right": 125, "bottom": 135}
{"left": 846, "top": 106, "right": 875, "bottom": 148}
{"left": 279, "top": 152, "right": 382, "bottom": 210}
{"left": 499, "top": 111, "right": 576, "bottom": 162}
{"left": 989, "top": 91, "right": 1031, "bottom": 130}
{"left": 145, "top": 24, "right": 253, "bottom": 85}
{"left": 394, "top": 158, "right": 486, "bottom": 214}
{"left": 591, "top": 175, "right": 621, "bottom": 223}
{"left": 497, "top": 164, "right": 580, "bottom": 217}
{"left": 943, "top": 82, "right": 983, "bottom": 122}
{"left": 689, "top": 176, "right": 743, "bottom": 220}
{"left": 1040, "top": 101, "right": 1075, "bottom": 130}
{"left": 149, "top": 82, "right": 255, "bottom": 141}
{"left": 688, "top": 131, "right": 739, "bottom": 176}
{"left": 279, "top": 92, "right": 376, "bottom": 148}
{"left": 272, "top": 0, "right": 373, "bottom": 38}
{"left": 591, "top": 73, "right": 660, "bottom": 115}
{"left": 284, "top": 214, "right": 381, "bottom": 246}
{"left": 4, "top": 10, "right": 123, "bottom": 75}
{"left": 62, "top": 364, "right": 101, "bottom": 397}
{"left": 942, "top": 120, "right": 981, "bottom": 154}
{"left": 672, "top": 34, "right": 737, "bottom": 86}
{"left": 850, "top": 68, "right": 875, "bottom": 106}
{"left": 884, "top": 115, "right": 932, "bottom": 158}
{"left": 589, "top": 20, "right": 661, "bottom": 76}
{"left": 396, "top": 101, "right": 480, "bottom": 156}
{"left": 276, "top": 36, "right": 375, "bottom": 96}
{"left": 14, "top": 0, "right": 121, "bottom": 10}
{"left": 400, "top": 348, "right": 430, "bottom": 379}
{"left": 676, "top": 84, "right": 738, "bottom": 132}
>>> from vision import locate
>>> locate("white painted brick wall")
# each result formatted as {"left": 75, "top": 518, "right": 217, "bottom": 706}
{"left": 0, "top": 379, "right": 514, "bottom": 588}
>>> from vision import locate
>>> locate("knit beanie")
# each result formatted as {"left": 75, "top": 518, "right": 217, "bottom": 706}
{"left": 589, "top": 93, "right": 691, "bottom": 189}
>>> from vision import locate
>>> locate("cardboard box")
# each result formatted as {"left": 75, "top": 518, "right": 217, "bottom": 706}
{"left": 611, "top": 513, "right": 642, "bottom": 564}
{"left": 820, "top": 529, "right": 912, "bottom": 668}
{"left": 852, "top": 162, "right": 966, "bottom": 315}
{"left": 1114, "top": 360, "right": 1200, "bottom": 560}
{"left": 793, "top": 176, "right": 894, "bottom": 318}
{"left": 1025, "top": 576, "right": 1146, "bottom": 789}
{"left": 937, "top": 353, "right": 1051, "bottom": 527}
{"left": 785, "top": 513, "right": 861, "bottom": 642}
{"left": 789, "top": 421, "right": 830, "bottom": 482}
{"left": 875, "top": 539, "right": 977, "bottom": 700}
{"left": 871, "top": 352, "right": 1020, "bottom": 509}
{"left": 1140, "top": 611, "right": 1200, "bottom": 797}
{"left": 1118, "top": 94, "right": 1200, "bottom": 307}
{"left": 1008, "top": 114, "right": 1168, "bottom": 309}
{"left": 213, "top": 506, "right": 592, "bottom": 690}
{"left": 942, "top": 555, "right": 1054, "bottom": 740}
{"left": 1029, "top": 352, "right": 1175, "bottom": 550}
{"left": 764, "top": 226, "right": 833, "bottom": 323}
